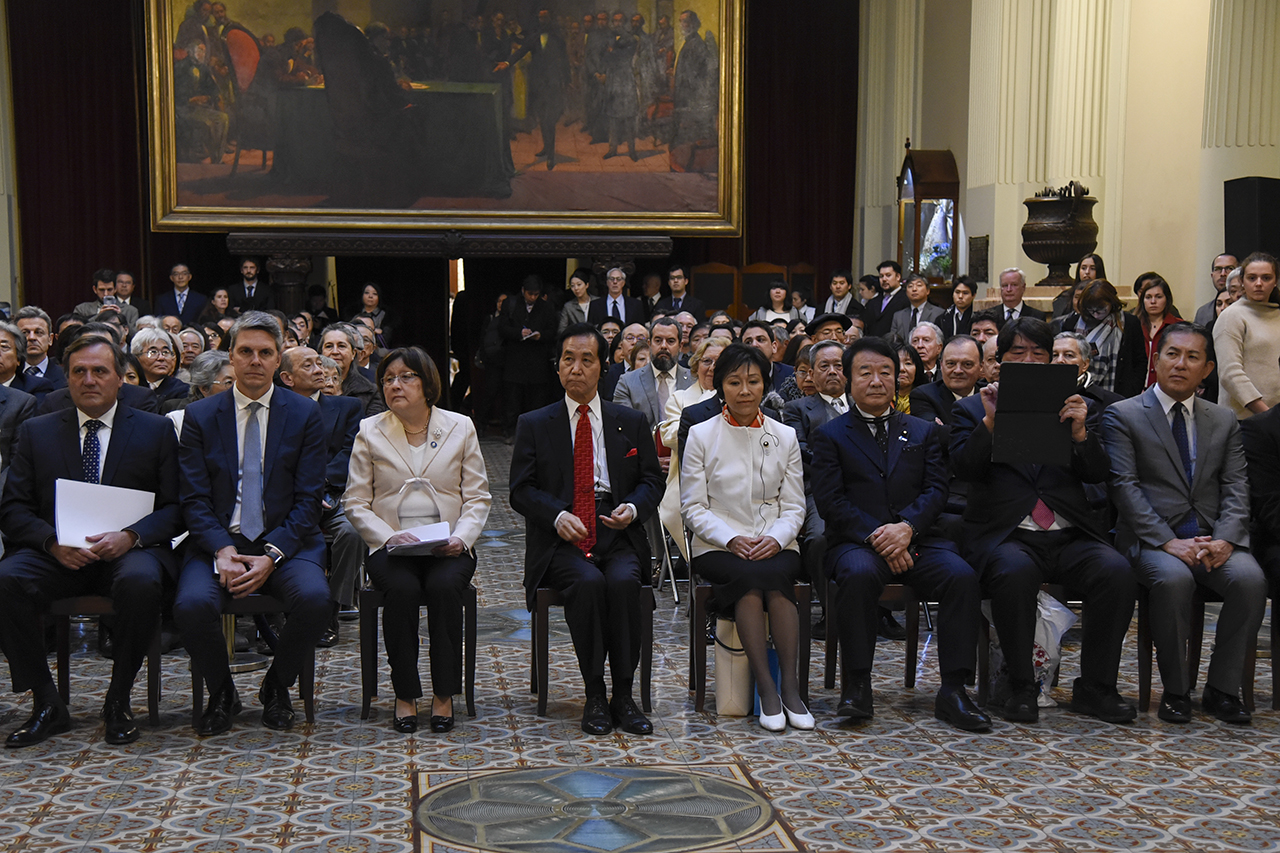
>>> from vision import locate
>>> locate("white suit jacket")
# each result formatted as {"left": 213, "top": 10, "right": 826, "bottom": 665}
{"left": 680, "top": 412, "right": 805, "bottom": 558}
{"left": 344, "top": 408, "right": 491, "bottom": 552}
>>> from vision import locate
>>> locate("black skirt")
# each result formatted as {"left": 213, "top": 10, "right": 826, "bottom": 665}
{"left": 692, "top": 549, "right": 802, "bottom": 611}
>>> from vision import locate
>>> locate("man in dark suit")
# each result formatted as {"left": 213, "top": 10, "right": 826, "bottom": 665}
{"left": 509, "top": 323, "right": 664, "bottom": 736}
{"left": 864, "top": 260, "right": 910, "bottom": 339}
{"left": 0, "top": 320, "right": 51, "bottom": 406}
{"left": 820, "top": 270, "right": 863, "bottom": 319}
{"left": 654, "top": 265, "right": 705, "bottom": 320}
{"left": 72, "top": 269, "right": 140, "bottom": 328}
{"left": 114, "top": 270, "right": 151, "bottom": 317}
{"left": 996, "top": 268, "right": 1047, "bottom": 322}
{"left": 154, "top": 263, "right": 210, "bottom": 327}
{"left": 741, "top": 321, "right": 794, "bottom": 395}
{"left": 499, "top": 275, "right": 558, "bottom": 441}
{"left": 13, "top": 307, "right": 66, "bottom": 391}
{"left": 950, "top": 318, "right": 1136, "bottom": 724}
{"left": 1104, "top": 323, "right": 1264, "bottom": 724}
{"left": 783, "top": 340, "right": 849, "bottom": 635}
{"left": 889, "top": 274, "right": 946, "bottom": 343}
{"left": 586, "top": 268, "right": 644, "bottom": 326}
{"left": 228, "top": 258, "right": 274, "bottom": 312}
{"left": 505, "top": 9, "right": 570, "bottom": 168}
{"left": 0, "top": 383, "right": 35, "bottom": 492}
{"left": 812, "top": 337, "right": 988, "bottom": 730}
{"left": 0, "top": 335, "right": 182, "bottom": 746}
{"left": 909, "top": 335, "right": 983, "bottom": 516}
{"left": 279, "top": 345, "right": 363, "bottom": 647}
{"left": 174, "top": 311, "right": 330, "bottom": 736}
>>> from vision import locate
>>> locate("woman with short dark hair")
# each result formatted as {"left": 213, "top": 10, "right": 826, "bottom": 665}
{"left": 680, "top": 343, "right": 809, "bottom": 731}
{"left": 345, "top": 347, "right": 491, "bottom": 734}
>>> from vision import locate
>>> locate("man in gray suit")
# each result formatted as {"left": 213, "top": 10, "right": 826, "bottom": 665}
{"left": 612, "top": 318, "right": 692, "bottom": 438}
{"left": 889, "top": 275, "right": 944, "bottom": 343}
{"left": 1102, "top": 322, "right": 1266, "bottom": 725}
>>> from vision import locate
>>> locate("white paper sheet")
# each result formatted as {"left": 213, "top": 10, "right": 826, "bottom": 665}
{"left": 55, "top": 479, "right": 156, "bottom": 548}
{"left": 386, "top": 521, "right": 452, "bottom": 556}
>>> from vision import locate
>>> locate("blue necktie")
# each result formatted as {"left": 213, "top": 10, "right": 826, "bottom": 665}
{"left": 177, "top": 291, "right": 187, "bottom": 315}
{"left": 1172, "top": 402, "right": 1197, "bottom": 538}
{"left": 241, "top": 402, "right": 265, "bottom": 541}
{"left": 82, "top": 420, "right": 103, "bottom": 485}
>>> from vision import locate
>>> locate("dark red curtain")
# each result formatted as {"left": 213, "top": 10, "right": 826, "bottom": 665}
{"left": 8, "top": 0, "right": 858, "bottom": 316}
{"left": 674, "top": 1, "right": 860, "bottom": 301}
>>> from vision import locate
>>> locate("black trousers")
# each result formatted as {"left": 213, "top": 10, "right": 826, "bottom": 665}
{"left": 828, "top": 542, "right": 978, "bottom": 680}
{"left": 504, "top": 380, "right": 549, "bottom": 435}
{"left": 173, "top": 541, "right": 329, "bottom": 693}
{"left": 543, "top": 540, "right": 643, "bottom": 696}
{"left": 365, "top": 547, "right": 476, "bottom": 700}
{"left": 981, "top": 528, "right": 1135, "bottom": 687}
{"left": 0, "top": 547, "right": 163, "bottom": 696}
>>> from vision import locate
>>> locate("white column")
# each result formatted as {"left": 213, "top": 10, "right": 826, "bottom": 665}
{"left": 0, "top": 3, "right": 21, "bottom": 310}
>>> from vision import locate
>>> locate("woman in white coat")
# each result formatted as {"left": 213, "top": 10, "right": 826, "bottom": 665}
{"left": 681, "top": 343, "right": 811, "bottom": 732}
{"left": 345, "top": 347, "right": 491, "bottom": 734}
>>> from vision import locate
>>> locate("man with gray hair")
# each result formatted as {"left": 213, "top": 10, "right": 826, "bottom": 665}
{"left": 997, "top": 268, "right": 1046, "bottom": 322}
{"left": 320, "top": 323, "right": 385, "bottom": 417}
{"left": 587, "top": 267, "right": 643, "bottom": 326}
{"left": 909, "top": 321, "right": 945, "bottom": 384}
{"left": 278, "top": 346, "right": 364, "bottom": 647}
{"left": 174, "top": 311, "right": 330, "bottom": 735}
{"left": 13, "top": 307, "right": 64, "bottom": 391}
{"left": 0, "top": 320, "right": 36, "bottom": 486}
{"left": 1053, "top": 331, "right": 1122, "bottom": 410}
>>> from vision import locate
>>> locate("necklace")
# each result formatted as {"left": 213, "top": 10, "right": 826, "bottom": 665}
{"left": 403, "top": 423, "right": 429, "bottom": 435}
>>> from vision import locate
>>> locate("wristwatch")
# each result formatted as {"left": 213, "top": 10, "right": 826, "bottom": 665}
{"left": 264, "top": 544, "right": 286, "bottom": 566}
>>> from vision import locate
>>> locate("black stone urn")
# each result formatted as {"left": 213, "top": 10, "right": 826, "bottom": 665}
{"left": 1021, "top": 181, "right": 1098, "bottom": 289}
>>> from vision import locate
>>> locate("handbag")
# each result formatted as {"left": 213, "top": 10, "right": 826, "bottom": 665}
{"left": 714, "top": 617, "right": 754, "bottom": 716}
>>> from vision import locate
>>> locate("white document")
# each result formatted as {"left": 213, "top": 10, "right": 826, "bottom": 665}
{"left": 55, "top": 479, "right": 156, "bottom": 548}
{"left": 386, "top": 521, "right": 452, "bottom": 556}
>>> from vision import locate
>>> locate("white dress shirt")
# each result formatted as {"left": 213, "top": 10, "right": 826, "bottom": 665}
{"left": 1003, "top": 301, "right": 1027, "bottom": 320}
{"left": 555, "top": 393, "right": 638, "bottom": 527}
{"left": 820, "top": 393, "right": 848, "bottom": 415}
{"left": 77, "top": 402, "right": 118, "bottom": 483}
{"left": 228, "top": 383, "right": 274, "bottom": 533}
{"left": 1153, "top": 384, "right": 1197, "bottom": 476}
{"left": 607, "top": 296, "right": 626, "bottom": 323}
{"left": 651, "top": 364, "right": 675, "bottom": 411}
{"left": 26, "top": 356, "right": 50, "bottom": 377}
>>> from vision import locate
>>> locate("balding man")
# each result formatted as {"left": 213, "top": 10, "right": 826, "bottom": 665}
{"left": 279, "top": 346, "right": 364, "bottom": 646}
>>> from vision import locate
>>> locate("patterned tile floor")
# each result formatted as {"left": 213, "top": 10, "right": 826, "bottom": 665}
{"left": 1, "top": 438, "right": 1278, "bottom": 852}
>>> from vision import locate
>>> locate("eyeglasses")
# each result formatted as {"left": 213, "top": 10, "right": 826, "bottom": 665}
{"left": 622, "top": 333, "right": 648, "bottom": 343}
{"left": 1213, "top": 265, "right": 1236, "bottom": 274}
{"left": 382, "top": 372, "right": 420, "bottom": 387}
{"left": 145, "top": 348, "right": 174, "bottom": 358}
{"left": 210, "top": 377, "right": 235, "bottom": 388}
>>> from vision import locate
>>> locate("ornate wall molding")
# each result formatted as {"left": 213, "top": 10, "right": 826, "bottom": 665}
{"left": 226, "top": 232, "right": 674, "bottom": 259}
{"left": 1202, "top": 0, "right": 1280, "bottom": 149}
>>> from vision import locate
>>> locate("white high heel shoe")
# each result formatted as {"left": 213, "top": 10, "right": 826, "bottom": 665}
{"left": 759, "top": 695, "right": 786, "bottom": 732}
{"left": 782, "top": 699, "right": 815, "bottom": 730}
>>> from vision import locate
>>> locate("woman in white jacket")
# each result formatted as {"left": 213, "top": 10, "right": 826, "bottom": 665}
{"left": 681, "top": 343, "right": 811, "bottom": 732}
{"left": 344, "top": 347, "right": 491, "bottom": 734}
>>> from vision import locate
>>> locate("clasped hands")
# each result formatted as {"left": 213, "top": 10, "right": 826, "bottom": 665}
{"left": 726, "top": 535, "right": 781, "bottom": 561}
{"left": 215, "top": 546, "right": 275, "bottom": 598}
{"left": 50, "top": 531, "right": 138, "bottom": 570}
{"left": 868, "top": 521, "right": 914, "bottom": 574}
{"left": 555, "top": 505, "right": 635, "bottom": 543}
{"left": 385, "top": 531, "right": 467, "bottom": 558}
{"left": 1162, "top": 536, "right": 1233, "bottom": 570}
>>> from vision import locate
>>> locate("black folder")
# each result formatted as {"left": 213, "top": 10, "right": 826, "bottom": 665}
{"left": 992, "top": 362, "right": 1080, "bottom": 467}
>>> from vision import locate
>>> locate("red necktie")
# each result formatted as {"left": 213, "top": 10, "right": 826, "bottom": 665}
{"left": 1031, "top": 499, "right": 1055, "bottom": 529}
{"left": 573, "top": 404, "right": 597, "bottom": 554}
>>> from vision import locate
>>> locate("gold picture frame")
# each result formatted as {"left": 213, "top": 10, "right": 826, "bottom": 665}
{"left": 146, "top": 1, "right": 744, "bottom": 234}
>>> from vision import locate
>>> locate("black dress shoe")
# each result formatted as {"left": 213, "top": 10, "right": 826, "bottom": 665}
{"left": 610, "top": 696, "right": 652, "bottom": 735}
{"left": 836, "top": 678, "right": 874, "bottom": 719}
{"left": 393, "top": 715, "right": 418, "bottom": 733}
{"left": 1202, "top": 683, "right": 1251, "bottom": 724}
{"left": 317, "top": 624, "right": 339, "bottom": 649}
{"left": 102, "top": 696, "right": 140, "bottom": 745}
{"left": 430, "top": 715, "right": 455, "bottom": 733}
{"left": 810, "top": 618, "right": 827, "bottom": 641}
{"left": 934, "top": 688, "right": 991, "bottom": 732}
{"left": 5, "top": 700, "right": 70, "bottom": 748}
{"left": 197, "top": 681, "right": 242, "bottom": 737}
{"left": 581, "top": 695, "right": 613, "bottom": 735}
{"left": 1001, "top": 685, "right": 1039, "bottom": 723}
{"left": 259, "top": 673, "right": 296, "bottom": 730}
{"left": 877, "top": 611, "right": 907, "bottom": 640}
{"left": 1158, "top": 691, "right": 1194, "bottom": 723}
{"left": 97, "top": 621, "right": 115, "bottom": 660}
{"left": 1070, "top": 677, "right": 1136, "bottom": 723}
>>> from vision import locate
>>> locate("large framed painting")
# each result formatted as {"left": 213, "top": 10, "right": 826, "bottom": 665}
{"left": 146, "top": 0, "right": 743, "bottom": 233}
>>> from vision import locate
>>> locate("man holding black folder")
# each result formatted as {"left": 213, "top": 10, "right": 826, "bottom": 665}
{"left": 0, "top": 335, "right": 182, "bottom": 747}
{"left": 950, "top": 318, "right": 1136, "bottom": 724}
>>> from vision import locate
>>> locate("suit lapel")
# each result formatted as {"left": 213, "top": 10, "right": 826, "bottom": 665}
{"left": 263, "top": 391, "right": 287, "bottom": 486}
{"left": 886, "top": 413, "right": 908, "bottom": 473}
{"left": 549, "top": 402, "right": 573, "bottom": 500}
{"left": 377, "top": 411, "right": 417, "bottom": 472}
{"left": 100, "top": 406, "right": 133, "bottom": 484}
{"left": 602, "top": 404, "right": 628, "bottom": 494}
{"left": 216, "top": 392, "right": 240, "bottom": 490}
{"left": 57, "top": 409, "right": 83, "bottom": 480}
{"left": 640, "top": 369, "right": 661, "bottom": 423}
{"left": 843, "top": 413, "right": 884, "bottom": 472}
{"left": 419, "top": 409, "right": 458, "bottom": 475}
{"left": 1141, "top": 389, "right": 1188, "bottom": 488}
{"left": 1190, "top": 398, "right": 1211, "bottom": 491}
